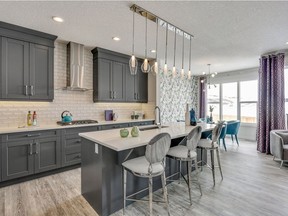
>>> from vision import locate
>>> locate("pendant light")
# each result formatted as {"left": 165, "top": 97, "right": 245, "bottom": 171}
{"left": 141, "top": 12, "right": 150, "bottom": 73}
{"left": 172, "top": 27, "right": 177, "bottom": 78}
{"left": 181, "top": 31, "right": 185, "bottom": 79}
{"left": 151, "top": 18, "right": 159, "bottom": 75}
{"left": 129, "top": 9, "right": 138, "bottom": 75}
{"left": 163, "top": 22, "right": 168, "bottom": 74}
{"left": 188, "top": 36, "right": 192, "bottom": 80}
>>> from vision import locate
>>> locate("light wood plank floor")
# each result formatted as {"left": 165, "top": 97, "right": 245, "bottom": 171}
{"left": 1, "top": 139, "right": 288, "bottom": 216}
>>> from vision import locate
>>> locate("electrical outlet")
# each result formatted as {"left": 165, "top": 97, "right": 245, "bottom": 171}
{"left": 95, "top": 144, "right": 98, "bottom": 154}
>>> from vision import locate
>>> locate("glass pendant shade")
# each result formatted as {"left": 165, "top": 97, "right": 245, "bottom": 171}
{"left": 181, "top": 68, "right": 185, "bottom": 79}
{"left": 163, "top": 64, "right": 168, "bottom": 74}
{"left": 129, "top": 55, "right": 138, "bottom": 75}
{"left": 188, "top": 70, "right": 191, "bottom": 80}
{"left": 151, "top": 61, "right": 158, "bottom": 75}
{"left": 141, "top": 58, "right": 150, "bottom": 73}
{"left": 172, "top": 66, "right": 177, "bottom": 78}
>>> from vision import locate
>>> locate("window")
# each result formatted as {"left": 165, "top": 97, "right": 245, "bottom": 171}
{"left": 207, "top": 84, "right": 220, "bottom": 121}
{"left": 206, "top": 80, "right": 258, "bottom": 123}
{"left": 239, "top": 80, "right": 258, "bottom": 123}
{"left": 284, "top": 69, "right": 288, "bottom": 115}
{"left": 222, "top": 82, "right": 237, "bottom": 121}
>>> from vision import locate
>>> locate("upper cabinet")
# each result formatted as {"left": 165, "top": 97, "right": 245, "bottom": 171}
{"left": 92, "top": 47, "right": 148, "bottom": 103}
{"left": 0, "top": 21, "right": 57, "bottom": 101}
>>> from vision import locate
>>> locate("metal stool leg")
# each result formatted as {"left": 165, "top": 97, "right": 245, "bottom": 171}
{"left": 187, "top": 161, "right": 192, "bottom": 205}
{"left": 179, "top": 160, "right": 182, "bottom": 184}
{"left": 216, "top": 148, "right": 223, "bottom": 180}
{"left": 210, "top": 149, "right": 215, "bottom": 186}
{"left": 161, "top": 172, "right": 170, "bottom": 215}
{"left": 123, "top": 168, "right": 127, "bottom": 215}
{"left": 194, "top": 158, "right": 202, "bottom": 196}
{"left": 149, "top": 177, "right": 153, "bottom": 216}
{"left": 200, "top": 148, "right": 203, "bottom": 171}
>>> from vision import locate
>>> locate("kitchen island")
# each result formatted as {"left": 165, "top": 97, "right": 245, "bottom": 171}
{"left": 79, "top": 122, "right": 215, "bottom": 216}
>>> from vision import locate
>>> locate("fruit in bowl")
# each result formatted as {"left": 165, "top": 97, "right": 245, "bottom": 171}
{"left": 120, "top": 128, "right": 129, "bottom": 138}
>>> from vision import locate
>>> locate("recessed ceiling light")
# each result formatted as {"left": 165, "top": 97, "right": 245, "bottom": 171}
{"left": 286, "top": 42, "right": 288, "bottom": 45}
{"left": 52, "top": 16, "right": 64, "bottom": 23}
{"left": 112, "top": 37, "right": 120, "bottom": 41}
{"left": 150, "top": 49, "right": 156, "bottom": 53}
{"left": 202, "top": 72, "right": 206, "bottom": 75}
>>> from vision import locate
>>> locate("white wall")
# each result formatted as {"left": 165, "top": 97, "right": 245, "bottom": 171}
{"left": 0, "top": 41, "right": 156, "bottom": 127}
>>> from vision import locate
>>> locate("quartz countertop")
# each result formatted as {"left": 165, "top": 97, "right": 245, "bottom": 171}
{"left": 79, "top": 122, "right": 215, "bottom": 152}
{"left": 0, "top": 119, "right": 154, "bottom": 134}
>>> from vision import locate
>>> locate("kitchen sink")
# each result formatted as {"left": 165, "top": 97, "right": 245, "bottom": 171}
{"left": 139, "top": 125, "right": 169, "bottom": 131}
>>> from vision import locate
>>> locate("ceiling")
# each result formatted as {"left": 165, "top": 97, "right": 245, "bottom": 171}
{"left": 0, "top": 1, "right": 287, "bottom": 75}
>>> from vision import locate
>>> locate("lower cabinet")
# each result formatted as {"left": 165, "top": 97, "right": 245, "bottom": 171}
{"left": 1, "top": 135, "right": 60, "bottom": 181}
{"left": 62, "top": 126, "right": 99, "bottom": 167}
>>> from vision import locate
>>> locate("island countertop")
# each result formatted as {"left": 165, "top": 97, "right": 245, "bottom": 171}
{"left": 79, "top": 122, "right": 214, "bottom": 152}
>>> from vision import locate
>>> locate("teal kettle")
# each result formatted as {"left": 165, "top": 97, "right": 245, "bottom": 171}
{"left": 61, "top": 110, "right": 73, "bottom": 123}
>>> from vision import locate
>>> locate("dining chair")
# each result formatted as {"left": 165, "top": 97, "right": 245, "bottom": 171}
{"left": 122, "top": 133, "right": 171, "bottom": 216}
{"left": 226, "top": 120, "right": 240, "bottom": 146}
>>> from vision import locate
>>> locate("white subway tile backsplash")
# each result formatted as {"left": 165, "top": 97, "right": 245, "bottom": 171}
{"left": 0, "top": 41, "right": 155, "bottom": 127}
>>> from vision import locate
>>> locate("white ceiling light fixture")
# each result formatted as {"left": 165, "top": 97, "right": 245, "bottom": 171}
{"left": 141, "top": 12, "right": 150, "bottom": 73}
{"left": 163, "top": 22, "right": 168, "bottom": 75}
{"left": 286, "top": 42, "right": 288, "bottom": 45}
{"left": 151, "top": 18, "right": 159, "bottom": 75}
{"left": 52, "top": 16, "right": 64, "bottom": 23}
{"left": 112, "top": 37, "right": 120, "bottom": 41}
{"left": 150, "top": 49, "right": 156, "bottom": 53}
{"left": 129, "top": 9, "right": 138, "bottom": 75}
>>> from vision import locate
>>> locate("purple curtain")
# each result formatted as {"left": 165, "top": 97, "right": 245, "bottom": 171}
{"left": 257, "top": 53, "right": 285, "bottom": 154}
{"left": 199, "top": 78, "right": 207, "bottom": 118}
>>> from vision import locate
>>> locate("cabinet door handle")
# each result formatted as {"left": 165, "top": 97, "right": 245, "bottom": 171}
{"left": 134, "top": 92, "right": 137, "bottom": 100}
{"left": 26, "top": 133, "right": 41, "bottom": 137}
{"left": 24, "top": 85, "right": 28, "bottom": 96}
{"left": 30, "top": 85, "right": 34, "bottom": 96}
{"left": 73, "top": 155, "right": 81, "bottom": 160}
{"left": 29, "top": 143, "right": 33, "bottom": 155}
{"left": 76, "top": 139, "right": 81, "bottom": 143}
{"left": 35, "top": 142, "right": 39, "bottom": 154}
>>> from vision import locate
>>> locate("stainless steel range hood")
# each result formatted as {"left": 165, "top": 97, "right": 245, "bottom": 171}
{"left": 63, "top": 42, "right": 89, "bottom": 91}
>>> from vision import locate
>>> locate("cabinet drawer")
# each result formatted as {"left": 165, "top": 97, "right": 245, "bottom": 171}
{"left": 4, "top": 130, "right": 59, "bottom": 142}
{"left": 101, "top": 123, "right": 129, "bottom": 130}
{"left": 64, "top": 153, "right": 81, "bottom": 166}
{"left": 64, "top": 126, "right": 99, "bottom": 136}
{"left": 65, "top": 137, "right": 81, "bottom": 147}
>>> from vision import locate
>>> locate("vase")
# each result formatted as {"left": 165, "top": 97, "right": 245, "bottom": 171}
{"left": 209, "top": 112, "right": 213, "bottom": 123}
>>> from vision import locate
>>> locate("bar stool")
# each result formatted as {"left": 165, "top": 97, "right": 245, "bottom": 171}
{"left": 197, "top": 123, "right": 224, "bottom": 186}
{"left": 122, "top": 133, "right": 171, "bottom": 216}
{"left": 166, "top": 126, "right": 202, "bottom": 205}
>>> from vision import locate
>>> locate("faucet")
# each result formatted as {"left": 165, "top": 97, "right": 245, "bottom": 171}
{"left": 154, "top": 106, "right": 161, "bottom": 129}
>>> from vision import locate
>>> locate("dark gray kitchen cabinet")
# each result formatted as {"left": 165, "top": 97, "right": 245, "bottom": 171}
{"left": 92, "top": 47, "right": 147, "bottom": 103}
{"left": 62, "top": 126, "right": 99, "bottom": 167}
{"left": 34, "top": 136, "right": 61, "bottom": 173}
{"left": 126, "top": 64, "right": 148, "bottom": 103}
{"left": 94, "top": 58, "right": 125, "bottom": 102}
{"left": 1, "top": 130, "right": 60, "bottom": 181}
{"left": 0, "top": 21, "right": 57, "bottom": 101}
{"left": 29, "top": 44, "right": 54, "bottom": 100}
{"left": 2, "top": 139, "right": 34, "bottom": 181}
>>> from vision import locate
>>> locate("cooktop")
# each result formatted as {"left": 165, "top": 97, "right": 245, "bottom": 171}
{"left": 57, "top": 119, "right": 98, "bottom": 126}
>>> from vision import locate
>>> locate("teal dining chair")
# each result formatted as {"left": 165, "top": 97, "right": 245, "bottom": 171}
{"left": 226, "top": 120, "right": 241, "bottom": 146}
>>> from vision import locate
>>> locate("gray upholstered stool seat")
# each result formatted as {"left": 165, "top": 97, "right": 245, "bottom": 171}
{"left": 167, "top": 145, "right": 197, "bottom": 160}
{"left": 122, "top": 156, "right": 164, "bottom": 176}
{"left": 166, "top": 126, "right": 203, "bottom": 205}
{"left": 122, "top": 133, "right": 171, "bottom": 216}
{"left": 198, "top": 139, "right": 219, "bottom": 149}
